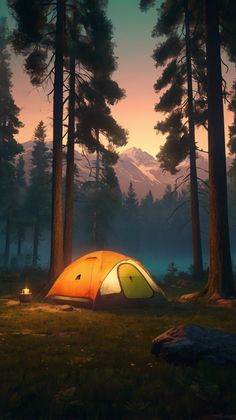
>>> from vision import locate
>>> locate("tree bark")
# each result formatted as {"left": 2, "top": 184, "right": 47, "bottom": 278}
{"left": 64, "top": 54, "right": 76, "bottom": 267}
{"left": 4, "top": 216, "right": 11, "bottom": 267}
{"left": 32, "top": 222, "right": 39, "bottom": 267}
{"left": 94, "top": 132, "right": 100, "bottom": 250}
{"left": 49, "top": 0, "right": 65, "bottom": 280}
{"left": 204, "top": 0, "right": 235, "bottom": 298}
{"left": 95, "top": 139, "right": 100, "bottom": 188}
{"left": 184, "top": 0, "right": 203, "bottom": 278}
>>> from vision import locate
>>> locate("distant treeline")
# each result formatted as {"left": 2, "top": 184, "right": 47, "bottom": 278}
{"left": 1, "top": 137, "right": 236, "bottom": 276}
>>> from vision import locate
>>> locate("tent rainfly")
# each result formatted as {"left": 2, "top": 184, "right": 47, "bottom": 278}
{"left": 47, "top": 250, "right": 166, "bottom": 308}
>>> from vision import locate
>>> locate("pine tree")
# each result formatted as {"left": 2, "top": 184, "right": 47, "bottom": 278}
{"left": 26, "top": 121, "right": 51, "bottom": 267}
{"left": 202, "top": 0, "right": 234, "bottom": 299}
{"left": 122, "top": 182, "right": 139, "bottom": 254}
{"left": 8, "top": 0, "right": 127, "bottom": 276}
{"left": 63, "top": 2, "right": 127, "bottom": 257}
{"left": 140, "top": 0, "right": 205, "bottom": 277}
{"left": 179, "top": 0, "right": 236, "bottom": 301}
{"left": 8, "top": 0, "right": 67, "bottom": 278}
{"left": 141, "top": 191, "right": 154, "bottom": 209}
{"left": 141, "top": 0, "right": 236, "bottom": 300}
{"left": 124, "top": 182, "right": 139, "bottom": 213}
{"left": 14, "top": 155, "right": 27, "bottom": 257}
{"left": 0, "top": 18, "right": 23, "bottom": 266}
{"left": 63, "top": 11, "right": 76, "bottom": 267}
{"left": 139, "top": 191, "right": 155, "bottom": 251}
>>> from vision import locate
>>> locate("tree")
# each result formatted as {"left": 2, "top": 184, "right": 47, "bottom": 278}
{"left": 8, "top": 0, "right": 127, "bottom": 277}
{"left": 228, "top": 81, "right": 236, "bottom": 156}
{"left": 14, "top": 155, "right": 27, "bottom": 257}
{"left": 121, "top": 182, "right": 140, "bottom": 254}
{"left": 140, "top": 0, "right": 205, "bottom": 277}
{"left": 140, "top": 190, "right": 154, "bottom": 210}
{"left": 124, "top": 182, "right": 139, "bottom": 213}
{"left": 184, "top": 0, "right": 203, "bottom": 277}
{"left": 139, "top": 191, "right": 155, "bottom": 251}
{"left": 82, "top": 173, "right": 122, "bottom": 250}
{"left": 8, "top": 0, "right": 67, "bottom": 278}
{"left": 63, "top": 1, "right": 127, "bottom": 264}
{"left": 26, "top": 121, "right": 51, "bottom": 267}
{"left": 227, "top": 81, "right": 236, "bottom": 234}
{"left": 63, "top": 14, "right": 76, "bottom": 267}
{"left": 141, "top": 0, "right": 236, "bottom": 300}
{"left": 203, "top": 0, "right": 234, "bottom": 299}
{"left": 50, "top": 0, "right": 65, "bottom": 278}
{"left": 179, "top": 0, "right": 235, "bottom": 301}
{"left": 0, "top": 18, "right": 23, "bottom": 266}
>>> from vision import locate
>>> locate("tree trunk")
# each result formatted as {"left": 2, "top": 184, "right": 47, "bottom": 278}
{"left": 95, "top": 141, "right": 100, "bottom": 187}
{"left": 4, "top": 216, "right": 11, "bottom": 267}
{"left": 204, "top": 0, "right": 235, "bottom": 298}
{"left": 94, "top": 132, "right": 100, "bottom": 250}
{"left": 64, "top": 54, "right": 76, "bottom": 267}
{"left": 32, "top": 222, "right": 39, "bottom": 267}
{"left": 49, "top": 0, "right": 65, "bottom": 280}
{"left": 184, "top": 0, "right": 203, "bottom": 278}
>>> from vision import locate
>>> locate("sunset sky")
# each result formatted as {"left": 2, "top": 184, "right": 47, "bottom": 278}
{"left": 1, "top": 0, "right": 235, "bottom": 156}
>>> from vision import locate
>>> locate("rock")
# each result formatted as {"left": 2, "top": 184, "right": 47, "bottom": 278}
{"left": 5, "top": 300, "right": 19, "bottom": 306}
{"left": 215, "top": 299, "right": 236, "bottom": 308}
{"left": 177, "top": 292, "right": 198, "bottom": 303}
{"left": 58, "top": 304, "right": 74, "bottom": 312}
{"left": 151, "top": 324, "right": 236, "bottom": 365}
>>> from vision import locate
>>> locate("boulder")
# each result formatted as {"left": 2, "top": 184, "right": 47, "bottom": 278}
{"left": 151, "top": 324, "right": 236, "bottom": 365}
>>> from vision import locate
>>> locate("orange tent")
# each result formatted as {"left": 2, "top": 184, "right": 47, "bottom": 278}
{"left": 47, "top": 250, "right": 166, "bottom": 308}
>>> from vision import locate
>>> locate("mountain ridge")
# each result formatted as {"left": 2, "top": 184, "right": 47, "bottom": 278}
{"left": 18, "top": 140, "right": 214, "bottom": 199}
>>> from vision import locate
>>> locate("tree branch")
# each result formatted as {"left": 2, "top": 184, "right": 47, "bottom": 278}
{"left": 167, "top": 200, "right": 189, "bottom": 222}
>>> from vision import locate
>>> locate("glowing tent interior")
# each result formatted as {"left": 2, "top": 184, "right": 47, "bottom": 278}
{"left": 47, "top": 250, "right": 167, "bottom": 308}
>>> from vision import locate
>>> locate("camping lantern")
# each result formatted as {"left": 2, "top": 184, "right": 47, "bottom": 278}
{"left": 19, "top": 287, "right": 32, "bottom": 303}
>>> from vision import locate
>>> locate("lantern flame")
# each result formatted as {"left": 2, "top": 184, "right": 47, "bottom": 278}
{"left": 22, "top": 287, "right": 30, "bottom": 295}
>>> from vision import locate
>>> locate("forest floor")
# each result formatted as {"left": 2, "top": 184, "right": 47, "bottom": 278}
{"left": 0, "top": 275, "right": 236, "bottom": 419}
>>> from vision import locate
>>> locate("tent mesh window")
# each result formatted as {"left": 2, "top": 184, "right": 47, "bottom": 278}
{"left": 118, "top": 263, "right": 153, "bottom": 298}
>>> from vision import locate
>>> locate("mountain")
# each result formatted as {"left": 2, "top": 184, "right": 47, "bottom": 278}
{"left": 18, "top": 141, "right": 215, "bottom": 199}
{"left": 116, "top": 147, "right": 210, "bottom": 199}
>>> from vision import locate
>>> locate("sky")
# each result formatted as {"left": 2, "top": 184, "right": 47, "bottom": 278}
{"left": 0, "top": 0, "right": 235, "bottom": 156}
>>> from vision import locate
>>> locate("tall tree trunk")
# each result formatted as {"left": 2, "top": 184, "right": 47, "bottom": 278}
{"left": 64, "top": 54, "right": 76, "bottom": 267}
{"left": 94, "top": 132, "right": 100, "bottom": 250}
{"left": 49, "top": 0, "right": 65, "bottom": 280}
{"left": 204, "top": 0, "right": 235, "bottom": 298}
{"left": 95, "top": 141, "right": 100, "bottom": 188}
{"left": 32, "top": 222, "right": 39, "bottom": 267}
{"left": 184, "top": 0, "right": 203, "bottom": 278}
{"left": 4, "top": 216, "right": 11, "bottom": 267}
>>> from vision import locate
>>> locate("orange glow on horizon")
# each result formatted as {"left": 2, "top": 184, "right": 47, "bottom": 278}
{"left": 11, "top": 45, "right": 235, "bottom": 158}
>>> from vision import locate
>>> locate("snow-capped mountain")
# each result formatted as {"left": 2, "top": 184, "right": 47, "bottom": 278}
{"left": 116, "top": 147, "right": 209, "bottom": 199}
{"left": 19, "top": 141, "right": 212, "bottom": 199}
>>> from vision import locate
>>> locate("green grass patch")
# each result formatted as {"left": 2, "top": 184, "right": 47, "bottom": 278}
{"left": 0, "top": 282, "right": 236, "bottom": 419}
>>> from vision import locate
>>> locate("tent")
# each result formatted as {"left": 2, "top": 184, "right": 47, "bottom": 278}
{"left": 47, "top": 250, "right": 166, "bottom": 308}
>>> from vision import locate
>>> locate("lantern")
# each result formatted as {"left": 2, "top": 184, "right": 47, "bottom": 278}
{"left": 19, "top": 287, "right": 32, "bottom": 303}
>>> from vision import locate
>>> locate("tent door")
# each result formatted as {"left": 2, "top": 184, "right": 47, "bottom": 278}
{"left": 118, "top": 263, "right": 153, "bottom": 298}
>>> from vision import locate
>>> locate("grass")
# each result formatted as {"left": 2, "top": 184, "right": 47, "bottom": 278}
{"left": 0, "top": 276, "right": 236, "bottom": 419}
